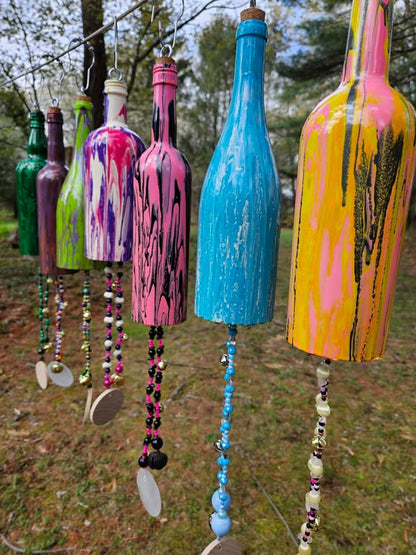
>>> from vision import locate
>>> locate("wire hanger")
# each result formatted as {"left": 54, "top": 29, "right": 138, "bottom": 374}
{"left": 67, "top": 38, "right": 95, "bottom": 94}
{"left": 153, "top": 0, "right": 185, "bottom": 58}
{"left": 108, "top": 16, "right": 123, "bottom": 80}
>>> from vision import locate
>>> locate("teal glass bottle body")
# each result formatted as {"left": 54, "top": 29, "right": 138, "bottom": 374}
{"left": 195, "top": 17, "right": 280, "bottom": 325}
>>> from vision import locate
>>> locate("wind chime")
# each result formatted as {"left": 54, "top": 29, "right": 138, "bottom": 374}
{"left": 35, "top": 66, "right": 75, "bottom": 391}
{"left": 132, "top": 4, "right": 192, "bottom": 518}
{"left": 56, "top": 43, "right": 96, "bottom": 421}
{"left": 286, "top": 0, "right": 416, "bottom": 552}
{"left": 84, "top": 18, "right": 146, "bottom": 425}
{"left": 196, "top": 4, "right": 280, "bottom": 553}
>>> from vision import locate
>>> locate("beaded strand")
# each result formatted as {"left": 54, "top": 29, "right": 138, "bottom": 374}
{"left": 298, "top": 359, "right": 331, "bottom": 555}
{"left": 138, "top": 326, "right": 168, "bottom": 471}
{"left": 79, "top": 271, "right": 92, "bottom": 386}
{"left": 209, "top": 324, "right": 237, "bottom": 539}
{"left": 51, "top": 276, "right": 65, "bottom": 373}
{"left": 37, "top": 271, "right": 51, "bottom": 360}
{"left": 102, "top": 263, "right": 126, "bottom": 389}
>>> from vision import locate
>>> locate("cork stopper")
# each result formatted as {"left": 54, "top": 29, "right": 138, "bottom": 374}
{"left": 240, "top": 7, "right": 265, "bottom": 21}
{"left": 156, "top": 56, "right": 176, "bottom": 66}
{"left": 76, "top": 95, "right": 92, "bottom": 102}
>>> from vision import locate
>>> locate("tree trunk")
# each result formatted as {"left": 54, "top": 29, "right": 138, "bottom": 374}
{"left": 81, "top": 0, "right": 106, "bottom": 128}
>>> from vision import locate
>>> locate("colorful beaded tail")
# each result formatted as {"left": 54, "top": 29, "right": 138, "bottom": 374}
{"left": 209, "top": 324, "right": 237, "bottom": 539}
{"left": 298, "top": 359, "right": 331, "bottom": 554}
{"left": 79, "top": 271, "right": 92, "bottom": 386}
{"left": 38, "top": 271, "right": 51, "bottom": 359}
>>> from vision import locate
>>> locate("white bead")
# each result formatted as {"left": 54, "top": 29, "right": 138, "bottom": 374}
{"left": 298, "top": 543, "right": 311, "bottom": 554}
{"left": 316, "top": 403, "right": 331, "bottom": 417}
{"left": 113, "top": 349, "right": 122, "bottom": 356}
{"left": 306, "top": 490, "right": 321, "bottom": 506}
{"left": 102, "top": 362, "right": 111, "bottom": 368}
{"left": 316, "top": 364, "right": 330, "bottom": 380}
{"left": 104, "top": 267, "right": 112, "bottom": 274}
{"left": 116, "top": 320, "right": 124, "bottom": 327}
{"left": 115, "top": 297, "right": 124, "bottom": 304}
{"left": 315, "top": 393, "right": 328, "bottom": 406}
{"left": 104, "top": 340, "right": 113, "bottom": 347}
{"left": 104, "top": 316, "right": 114, "bottom": 323}
{"left": 300, "top": 522, "right": 307, "bottom": 535}
{"left": 308, "top": 456, "right": 323, "bottom": 477}
{"left": 317, "top": 377, "right": 328, "bottom": 387}
{"left": 104, "top": 291, "right": 114, "bottom": 298}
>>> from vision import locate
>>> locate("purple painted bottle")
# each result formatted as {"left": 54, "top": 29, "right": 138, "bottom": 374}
{"left": 131, "top": 57, "right": 192, "bottom": 326}
{"left": 84, "top": 79, "right": 146, "bottom": 261}
{"left": 36, "top": 107, "right": 71, "bottom": 275}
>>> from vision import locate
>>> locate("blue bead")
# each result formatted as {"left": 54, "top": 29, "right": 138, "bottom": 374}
{"left": 218, "top": 474, "right": 229, "bottom": 485}
{"left": 217, "top": 456, "right": 230, "bottom": 466}
{"left": 227, "top": 367, "right": 236, "bottom": 375}
{"left": 210, "top": 512, "right": 232, "bottom": 538}
{"left": 228, "top": 345, "right": 237, "bottom": 355}
{"left": 222, "top": 420, "right": 231, "bottom": 430}
{"left": 224, "top": 405, "right": 233, "bottom": 414}
{"left": 221, "top": 440, "right": 230, "bottom": 450}
{"left": 211, "top": 489, "right": 231, "bottom": 511}
{"left": 225, "top": 384, "right": 234, "bottom": 393}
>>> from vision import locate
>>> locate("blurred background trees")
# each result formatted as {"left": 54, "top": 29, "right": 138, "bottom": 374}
{"left": 0, "top": 0, "right": 415, "bottom": 224}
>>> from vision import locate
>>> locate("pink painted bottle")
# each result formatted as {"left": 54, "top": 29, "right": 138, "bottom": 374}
{"left": 132, "top": 57, "right": 192, "bottom": 326}
{"left": 36, "top": 107, "right": 72, "bottom": 275}
{"left": 84, "top": 79, "right": 145, "bottom": 261}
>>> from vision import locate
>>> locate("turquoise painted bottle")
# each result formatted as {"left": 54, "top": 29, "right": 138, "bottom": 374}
{"left": 195, "top": 7, "right": 281, "bottom": 326}
{"left": 15, "top": 110, "right": 47, "bottom": 255}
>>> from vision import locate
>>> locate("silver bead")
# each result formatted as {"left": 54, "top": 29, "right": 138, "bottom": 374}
{"left": 219, "top": 354, "right": 228, "bottom": 366}
{"left": 213, "top": 439, "right": 222, "bottom": 452}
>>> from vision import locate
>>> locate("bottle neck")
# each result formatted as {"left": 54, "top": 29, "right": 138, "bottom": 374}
{"left": 73, "top": 97, "right": 93, "bottom": 159}
{"left": 228, "top": 18, "right": 267, "bottom": 119}
{"left": 151, "top": 59, "right": 177, "bottom": 146}
{"left": 341, "top": 0, "right": 393, "bottom": 83}
{"left": 47, "top": 110, "right": 65, "bottom": 164}
{"left": 104, "top": 90, "right": 127, "bottom": 124}
{"left": 27, "top": 115, "right": 47, "bottom": 158}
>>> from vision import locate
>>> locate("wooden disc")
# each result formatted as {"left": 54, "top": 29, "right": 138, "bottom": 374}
{"left": 47, "top": 361, "right": 74, "bottom": 387}
{"left": 201, "top": 537, "right": 242, "bottom": 555}
{"left": 82, "top": 387, "right": 93, "bottom": 423}
{"left": 35, "top": 361, "right": 48, "bottom": 390}
{"left": 90, "top": 388, "right": 123, "bottom": 425}
{"left": 136, "top": 468, "right": 162, "bottom": 517}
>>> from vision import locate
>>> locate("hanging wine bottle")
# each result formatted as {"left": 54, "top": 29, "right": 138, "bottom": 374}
{"left": 36, "top": 106, "right": 71, "bottom": 276}
{"left": 16, "top": 109, "right": 47, "bottom": 256}
{"left": 195, "top": 7, "right": 280, "bottom": 326}
{"left": 132, "top": 56, "right": 191, "bottom": 518}
{"left": 132, "top": 56, "right": 191, "bottom": 326}
{"left": 287, "top": 0, "right": 416, "bottom": 362}
{"left": 84, "top": 79, "right": 145, "bottom": 262}
{"left": 56, "top": 95, "right": 94, "bottom": 270}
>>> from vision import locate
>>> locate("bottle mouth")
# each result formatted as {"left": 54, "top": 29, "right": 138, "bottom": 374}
{"left": 47, "top": 106, "right": 63, "bottom": 123}
{"left": 153, "top": 60, "right": 178, "bottom": 87}
{"left": 104, "top": 79, "right": 128, "bottom": 97}
{"left": 237, "top": 15, "right": 267, "bottom": 40}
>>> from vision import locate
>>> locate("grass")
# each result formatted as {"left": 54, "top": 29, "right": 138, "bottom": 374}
{"left": 0, "top": 209, "right": 415, "bottom": 554}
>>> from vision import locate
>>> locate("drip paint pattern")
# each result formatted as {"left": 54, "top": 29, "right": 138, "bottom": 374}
{"left": 287, "top": 0, "right": 416, "bottom": 361}
{"left": 132, "top": 59, "right": 191, "bottom": 326}
{"left": 57, "top": 97, "right": 94, "bottom": 270}
{"left": 84, "top": 80, "right": 145, "bottom": 262}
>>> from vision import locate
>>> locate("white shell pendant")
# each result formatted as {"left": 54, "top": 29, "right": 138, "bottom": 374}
{"left": 35, "top": 361, "right": 48, "bottom": 389}
{"left": 90, "top": 388, "right": 124, "bottom": 425}
{"left": 47, "top": 361, "right": 74, "bottom": 387}
{"left": 136, "top": 468, "right": 162, "bottom": 517}
{"left": 201, "top": 537, "right": 242, "bottom": 555}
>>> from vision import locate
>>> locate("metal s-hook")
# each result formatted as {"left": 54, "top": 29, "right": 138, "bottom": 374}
{"left": 66, "top": 38, "right": 95, "bottom": 94}
{"left": 42, "top": 54, "right": 65, "bottom": 107}
{"left": 108, "top": 16, "right": 123, "bottom": 80}
{"left": 158, "top": 0, "right": 185, "bottom": 58}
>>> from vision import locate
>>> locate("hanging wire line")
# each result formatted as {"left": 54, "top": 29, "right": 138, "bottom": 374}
{"left": 0, "top": 0, "right": 151, "bottom": 89}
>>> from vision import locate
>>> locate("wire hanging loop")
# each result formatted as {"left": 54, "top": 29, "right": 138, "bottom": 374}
{"left": 108, "top": 16, "right": 123, "bottom": 80}
{"left": 158, "top": 0, "right": 184, "bottom": 58}
{"left": 44, "top": 56, "right": 66, "bottom": 107}
{"left": 67, "top": 38, "right": 95, "bottom": 94}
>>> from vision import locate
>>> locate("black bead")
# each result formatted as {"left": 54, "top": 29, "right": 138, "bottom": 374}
{"left": 143, "top": 436, "right": 152, "bottom": 445}
{"left": 156, "top": 346, "right": 164, "bottom": 356}
{"left": 148, "top": 450, "right": 167, "bottom": 470}
{"left": 154, "top": 391, "right": 161, "bottom": 401}
{"left": 138, "top": 455, "right": 148, "bottom": 468}
{"left": 146, "top": 384, "right": 154, "bottom": 394}
{"left": 148, "top": 367, "right": 156, "bottom": 377}
{"left": 148, "top": 327, "right": 156, "bottom": 339}
{"left": 148, "top": 347, "right": 156, "bottom": 357}
{"left": 146, "top": 402, "right": 155, "bottom": 413}
{"left": 156, "top": 326, "right": 164, "bottom": 338}
{"left": 106, "top": 323, "right": 112, "bottom": 329}
{"left": 151, "top": 436, "right": 163, "bottom": 449}
{"left": 153, "top": 417, "right": 161, "bottom": 429}
{"left": 155, "top": 374, "right": 163, "bottom": 384}
{"left": 146, "top": 416, "right": 154, "bottom": 427}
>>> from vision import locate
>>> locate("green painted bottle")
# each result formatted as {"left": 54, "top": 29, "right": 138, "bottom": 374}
{"left": 15, "top": 110, "right": 47, "bottom": 255}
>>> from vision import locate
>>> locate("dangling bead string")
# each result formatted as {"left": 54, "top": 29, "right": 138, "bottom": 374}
{"left": 297, "top": 358, "right": 331, "bottom": 555}
{"left": 79, "top": 271, "right": 92, "bottom": 386}
{"left": 138, "top": 325, "right": 168, "bottom": 471}
{"left": 209, "top": 324, "right": 237, "bottom": 540}
{"left": 37, "top": 271, "right": 51, "bottom": 360}
{"left": 51, "top": 275, "right": 65, "bottom": 373}
{"left": 103, "top": 263, "right": 115, "bottom": 388}
{"left": 112, "top": 262, "right": 125, "bottom": 386}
